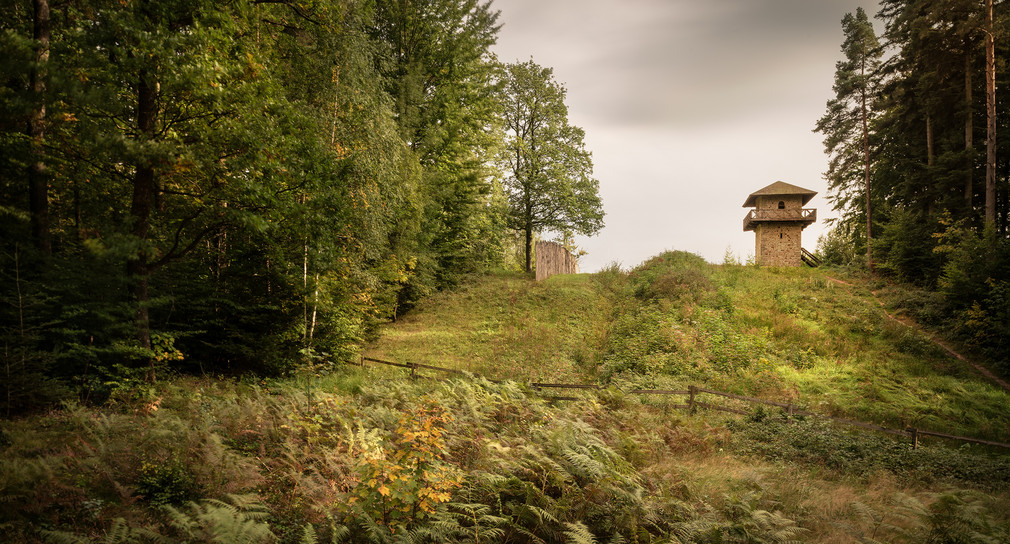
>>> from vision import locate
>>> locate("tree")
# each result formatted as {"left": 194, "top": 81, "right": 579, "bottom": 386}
{"left": 985, "top": 0, "right": 997, "bottom": 226}
{"left": 369, "top": 0, "right": 505, "bottom": 299}
{"left": 27, "top": 0, "right": 50, "bottom": 254}
{"left": 815, "top": 7, "right": 883, "bottom": 270}
{"left": 54, "top": 0, "right": 339, "bottom": 381}
{"left": 498, "top": 60, "right": 603, "bottom": 273}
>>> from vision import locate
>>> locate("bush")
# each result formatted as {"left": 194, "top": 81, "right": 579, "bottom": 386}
{"left": 730, "top": 417, "right": 1010, "bottom": 491}
{"left": 628, "top": 251, "right": 714, "bottom": 302}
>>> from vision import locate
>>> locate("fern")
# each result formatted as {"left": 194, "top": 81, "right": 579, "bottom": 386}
{"left": 561, "top": 446, "right": 608, "bottom": 482}
{"left": 719, "top": 492, "right": 808, "bottom": 544}
{"left": 300, "top": 523, "right": 318, "bottom": 544}
{"left": 889, "top": 490, "right": 1010, "bottom": 544}
{"left": 840, "top": 500, "right": 888, "bottom": 543}
{"left": 41, "top": 518, "right": 163, "bottom": 544}
{"left": 162, "top": 494, "right": 276, "bottom": 543}
{"left": 433, "top": 503, "right": 508, "bottom": 543}
{"left": 299, "top": 515, "right": 351, "bottom": 544}
{"left": 563, "top": 522, "right": 597, "bottom": 544}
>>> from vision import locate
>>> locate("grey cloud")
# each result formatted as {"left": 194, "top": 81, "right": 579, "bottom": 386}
{"left": 493, "top": 0, "right": 876, "bottom": 127}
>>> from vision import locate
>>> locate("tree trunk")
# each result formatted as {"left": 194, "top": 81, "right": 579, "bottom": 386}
{"left": 966, "top": 49, "right": 974, "bottom": 212}
{"left": 130, "top": 72, "right": 158, "bottom": 381}
{"left": 986, "top": 0, "right": 996, "bottom": 227}
{"left": 28, "top": 0, "right": 51, "bottom": 255}
{"left": 926, "top": 113, "right": 934, "bottom": 167}
{"left": 926, "top": 112, "right": 935, "bottom": 216}
{"left": 524, "top": 217, "right": 533, "bottom": 273}
{"left": 861, "top": 55, "right": 873, "bottom": 272}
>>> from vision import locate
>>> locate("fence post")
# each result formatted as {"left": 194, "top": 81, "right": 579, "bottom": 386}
{"left": 688, "top": 385, "right": 697, "bottom": 415}
{"left": 786, "top": 404, "right": 794, "bottom": 422}
{"left": 410, "top": 363, "right": 417, "bottom": 380}
{"left": 910, "top": 428, "right": 919, "bottom": 450}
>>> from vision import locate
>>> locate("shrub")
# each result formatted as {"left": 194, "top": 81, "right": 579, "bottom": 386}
{"left": 137, "top": 460, "right": 201, "bottom": 507}
{"left": 628, "top": 251, "right": 714, "bottom": 302}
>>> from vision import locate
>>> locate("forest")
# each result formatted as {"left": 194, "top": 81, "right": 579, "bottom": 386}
{"left": 0, "top": 0, "right": 604, "bottom": 413}
{"left": 816, "top": 0, "right": 1010, "bottom": 371}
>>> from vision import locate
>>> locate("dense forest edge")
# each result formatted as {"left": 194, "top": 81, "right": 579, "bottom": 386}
{"left": 1, "top": 0, "right": 605, "bottom": 412}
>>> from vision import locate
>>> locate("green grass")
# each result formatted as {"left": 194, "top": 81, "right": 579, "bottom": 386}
{"left": 365, "top": 272, "right": 617, "bottom": 383}
{"left": 368, "top": 254, "right": 1010, "bottom": 445}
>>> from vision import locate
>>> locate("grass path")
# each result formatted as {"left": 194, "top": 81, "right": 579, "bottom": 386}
{"left": 872, "top": 294, "right": 1010, "bottom": 393}
{"left": 825, "top": 275, "right": 1010, "bottom": 394}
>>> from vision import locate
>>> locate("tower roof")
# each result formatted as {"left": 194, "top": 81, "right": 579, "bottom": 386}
{"left": 742, "top": 181, "right": 817, "bottom": 207}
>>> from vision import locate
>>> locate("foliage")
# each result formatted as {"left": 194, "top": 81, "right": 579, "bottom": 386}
{"left": 932, "top": 221, "right": 1010, "bottom": 369}
{"left": 498, "top": 59, "right": 605, "bottom": 272}
{"left": 628, "top": 250, "right": 713, "bottom": 303}
{"left": 731, "top": 416, "right": 1010, "bottom": 491}
{"left": 813, "top": 1, "right": 1010, "bottom": 362}
{"left": 0, "top": 0, "right": 536, "bottom": 396}
{"left": 368, "top": 0, "right": 508, "bottom": 305}
{"left": 845, "top": 490, "right": 1010, "bottom": 544}
{"left": 349, "top": 401, "right": 461, "bottom": 530}
{"left": 5, "top": 260, "right": 1010, "bottom": 543}
{"left": 162, "top": 494, "right": 276, "bottom": 544}
{"left": 816, "top": 224, "right": 858, "bottom": 266}
{"left": 814, "top": 6, "right": 883, "bottom": 264}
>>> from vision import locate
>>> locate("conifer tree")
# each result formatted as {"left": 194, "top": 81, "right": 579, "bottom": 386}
{"left": 369, "top": 0, "right": 505, "bottom": 297}
{"left": 815, "top": 7, "right": 883, "bottom": 270}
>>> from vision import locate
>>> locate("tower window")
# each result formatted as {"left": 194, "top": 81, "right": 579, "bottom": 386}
{"left": 778, "top": 201, "right": 785, "bottom": 209}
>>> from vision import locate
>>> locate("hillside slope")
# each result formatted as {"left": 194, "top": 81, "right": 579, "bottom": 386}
{"left": 367, "top": 253, "right": 1010, "bottom": 444}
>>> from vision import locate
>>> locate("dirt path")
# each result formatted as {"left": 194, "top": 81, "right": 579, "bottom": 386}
{"left": 825, "top": 275, "right": 1010, "bottom": 394}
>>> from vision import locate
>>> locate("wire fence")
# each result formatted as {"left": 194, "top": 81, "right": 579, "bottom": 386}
{"left": 357, "top": 356, "right": 1010, "bottom": 450}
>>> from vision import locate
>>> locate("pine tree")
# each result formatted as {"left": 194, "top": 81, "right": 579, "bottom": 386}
{"left": 816, "top": 7, "right": 883, "bottom": 270}
{"left": 369, "top": 0, "right": 506, "bottom": 298}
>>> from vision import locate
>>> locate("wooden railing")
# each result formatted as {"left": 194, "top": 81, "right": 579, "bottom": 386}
{"left": 356, "top": 356, "right": 1010, "bottom": 450}
{"left": 801, "top": 248, "right": 821, "bottom": 267}
{"left": 743, "top": 208, "right": 817, "bottom": 231}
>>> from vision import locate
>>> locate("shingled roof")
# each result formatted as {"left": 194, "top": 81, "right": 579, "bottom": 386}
{"left": 742, "top": 181, "right": 817, "bottom": 207}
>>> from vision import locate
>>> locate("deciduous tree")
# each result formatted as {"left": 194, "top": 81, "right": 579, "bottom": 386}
{"left": 499, "top": 60, "right": 603, "bottom": 273}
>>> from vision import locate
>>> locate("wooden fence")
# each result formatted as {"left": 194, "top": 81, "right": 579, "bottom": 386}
{"left": 357, "top": 356, "right": 1010, "bottom": 450}
{"left": 535, "top": 241, "right": 579, "bottom": 281}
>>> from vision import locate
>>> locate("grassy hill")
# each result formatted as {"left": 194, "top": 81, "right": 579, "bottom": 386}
{"left": 369, "top": 253, "right": 1009, "bottom": 444}
{"left": 3, "top": 251, "right": 1010, "bottom": 543}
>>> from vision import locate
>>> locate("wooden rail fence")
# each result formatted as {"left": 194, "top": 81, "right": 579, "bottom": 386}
{"left": 357, "top": 356, "right": 1010, "bottom": 450}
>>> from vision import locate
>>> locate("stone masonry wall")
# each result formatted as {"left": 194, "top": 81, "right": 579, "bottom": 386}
{"left": 755, "top": 223, "right": 803, "bottom": 266}
{"left": 756, "top": 194, "right": 804, "bottom": 210}
{"left": 535, "top": 241, "right": 579, "bottom": 281}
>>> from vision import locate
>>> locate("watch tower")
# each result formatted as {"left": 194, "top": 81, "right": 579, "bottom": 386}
{"left": 743, "top": 181, "right": 817, "bottom": 266}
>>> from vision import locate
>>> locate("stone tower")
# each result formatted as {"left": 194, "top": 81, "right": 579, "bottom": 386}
{"left": 743, "top": 181, "right": 817, "bottom": 266}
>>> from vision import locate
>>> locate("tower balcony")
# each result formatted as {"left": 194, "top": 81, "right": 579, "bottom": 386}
{"left": 743, "top": 208, "right": 817, "bottom": 232}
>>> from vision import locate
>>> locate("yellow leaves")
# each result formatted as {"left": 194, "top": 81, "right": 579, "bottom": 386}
{"left": 351, "top": 401, "right": 461, "bottom": 526}
{"left": 136, "top": 397, "right": 163, "bottom": 416}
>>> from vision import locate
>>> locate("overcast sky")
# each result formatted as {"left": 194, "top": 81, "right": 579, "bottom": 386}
{"left": 490, "top": 0, "right": 881, "bottom": 271}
